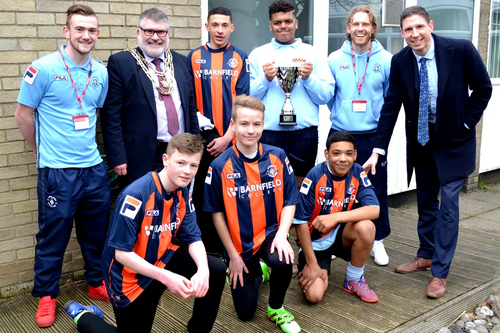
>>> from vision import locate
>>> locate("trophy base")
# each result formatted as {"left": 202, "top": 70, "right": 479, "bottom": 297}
{"left": 279, "top": 114, "right": 297, "bottom": 126}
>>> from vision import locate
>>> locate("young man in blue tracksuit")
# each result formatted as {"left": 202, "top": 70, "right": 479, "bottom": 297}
{"left": 327, "top": 5, "right": 392, "bottom": 266}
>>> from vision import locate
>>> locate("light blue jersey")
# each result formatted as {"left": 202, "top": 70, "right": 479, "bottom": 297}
{"left": 17, "top": 45, "right": 108, "bottom": 168}
{"left": 327, "top": 40, "right": 392, "bottom": 133}
{"left": 249, "top": 38, "right": 335, "bottom": 131}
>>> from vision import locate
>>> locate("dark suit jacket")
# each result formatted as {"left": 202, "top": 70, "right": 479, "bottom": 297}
{"left": 102, "top": 48, "right": 200, "bottom": 182}
{"left": 374, "top": 34, "right": 492, "bottom": 184}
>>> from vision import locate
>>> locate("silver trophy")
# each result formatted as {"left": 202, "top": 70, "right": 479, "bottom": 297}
{"left": 277, "top": 66, "right": 300, "bottom": 126}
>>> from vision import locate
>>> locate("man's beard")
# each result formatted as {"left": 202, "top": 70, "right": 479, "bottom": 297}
{"left": 138, "top": 35, "right": 169, "bottom": 58}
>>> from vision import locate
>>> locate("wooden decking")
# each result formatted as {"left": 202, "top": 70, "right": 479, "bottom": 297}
{"left": 1, "top": 188, "right": 500, "bottom": 333}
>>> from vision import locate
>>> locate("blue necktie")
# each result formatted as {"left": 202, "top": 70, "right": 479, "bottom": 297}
{"left": 417, "top": 57, "right": 429, "bottom": 146}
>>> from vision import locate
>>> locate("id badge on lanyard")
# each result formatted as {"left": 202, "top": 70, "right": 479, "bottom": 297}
{"left": 351, "top": 45, "right": 371, "bottom": 113}
{"left": 59, "top": 49, "right": 92, "bottom": 131}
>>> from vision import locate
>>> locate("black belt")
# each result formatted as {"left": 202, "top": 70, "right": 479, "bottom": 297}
{"left": 157, "top": 140, "right": 169, "bottom": 148}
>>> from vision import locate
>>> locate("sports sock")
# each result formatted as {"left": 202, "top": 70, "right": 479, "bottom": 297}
{"left": 346, "top": 262, "right": 364, "bottom": 281}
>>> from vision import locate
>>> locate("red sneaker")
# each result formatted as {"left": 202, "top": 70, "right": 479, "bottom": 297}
{"left": 88, "top": 282, "right": 110, "bottom": 302}
{"left": 36, "top": 296, "right": 56, "bottom": 327}
{"left": 343, "top": 275, "right": 379, "bottom": 303}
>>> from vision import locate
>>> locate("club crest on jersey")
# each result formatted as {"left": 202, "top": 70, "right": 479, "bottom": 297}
{"left": 266, "top": 165, "right": 278, "bottom": 178}
{"left": 23, "top": 65, "right": 39, "bottom": 85}
{"left": 360, "top": 171, "right": 372, "bottom": 187}
{"left": 373, "top": 63, "right": 381, "bottom": 73}
{"left": 92, "top": 77, "right": 99, "bottom": 87}
{"left": 205, "top": 167, "right": 212, "bottom": 184}
{"left": 347, "top": 183, "right": 356, "bottom": 195}
{"left": 285, "top": 157, "right": 293, "bottom": 175}
{"left": 53, "top": 75, "right": 68, "bottom": 81}
{"left": 339, "top": 64, "right": 350, "bottom": 70}
{"left": 195, "top": 59, "right": 206, "bottom": 64}
{"left": 120, "top": 195, "right": 142, "bottom": 219}
{"left": 319, "top": 186, "right": 332, "bottom": 192}
{"left": 226, "top": 173, "right": 241, "bottom": 179}
{"left": 47, "top": 195, "right": 57, "bottom": 208}
{"left": 227, "top": 58, "right": 238, "bottom": 68}
{"left": 300, "top": 178, "right": 312, "bottom": 195}
{"left": 146, "top": 210, "right": 159, "bottom": 216}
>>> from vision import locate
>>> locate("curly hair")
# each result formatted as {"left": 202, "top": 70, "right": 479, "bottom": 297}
{"left": 268, "top": 0, "right": 296, "bottom": 20}
{"left": 345, "top": 5, "right": 378, "bottom": 42}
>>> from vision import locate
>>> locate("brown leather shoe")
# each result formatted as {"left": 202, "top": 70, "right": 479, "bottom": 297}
{"left": 394, "top": 257, "right": 431, "bottom": 274}
{"left": 426, "top": 277, "right": 447, "bottom": 298}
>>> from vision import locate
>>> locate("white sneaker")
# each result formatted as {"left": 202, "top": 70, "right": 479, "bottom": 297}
{"left": 370, "top": 240, "right": 389, "bottom": 266}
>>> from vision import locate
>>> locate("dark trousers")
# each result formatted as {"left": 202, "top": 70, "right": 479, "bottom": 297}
{"left": 77, "top": 248, "right": 226, "bottom": 333}
{"left": 328, "top": 128, "right": 391, "bottom": 240}
{"left": 413, "top": 137, "right": 464, "bottom": 278}
{"left": 33, "top": 162, "right": 111, "bottom": 297}
{"left": 193, "top": 147, "right": 224, "bottom": 254}
{"left": 229, "top": 230, "right": 293, "bottom": 321}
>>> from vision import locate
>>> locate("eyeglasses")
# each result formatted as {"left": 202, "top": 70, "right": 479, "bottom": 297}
{"left": 139, "top": 27, "right": 168, "bottom": 37}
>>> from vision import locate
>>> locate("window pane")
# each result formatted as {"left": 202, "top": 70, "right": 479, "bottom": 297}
{"left": 328, "top": 0, "right": 404, "bottom": 55}
{"left": 489, "top": 1, "right": 500, "bottom": 78}
{"left": 417, "top": 0, "right": 474, "bottom": 40}
{"left": 208, "top": 0, "right": 314, "bottom": 54}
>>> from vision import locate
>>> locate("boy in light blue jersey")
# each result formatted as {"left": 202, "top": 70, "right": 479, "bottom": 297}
{"left": 15, "top": 4, "right": 110, "bottom": 328}
{"left": 249, "top": 0, "right": 335, "bottom": 186}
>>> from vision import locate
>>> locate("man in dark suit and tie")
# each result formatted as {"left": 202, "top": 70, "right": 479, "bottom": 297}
{"left": 363, "top": 6, "right": 492, "bottom": 298}
{"left": 102, "top": 8, "right": 199, "bottom": 184}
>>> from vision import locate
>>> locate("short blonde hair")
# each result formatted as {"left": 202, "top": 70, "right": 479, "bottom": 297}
{"left": 231, "top": 95, "right": 265, "bottom": 121}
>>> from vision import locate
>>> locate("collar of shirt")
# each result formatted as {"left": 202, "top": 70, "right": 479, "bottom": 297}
{"left": 60, "top": 44, "right": 91, "bottom": 69}
{"left": 144, "top": 52, "right": 166, "bottom": 68}
{"left": 412, "top": 35, "right": 435, "bottom": 62}
{"left": 271, "top": 37, "right": 302, "bottom": 50}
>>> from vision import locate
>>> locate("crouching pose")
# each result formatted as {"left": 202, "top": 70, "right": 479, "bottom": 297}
{"left": 294, "top": 131, "right": 380, "bottom": 304}
{"left": 204, "top": 95, "right": 302, "bottom": 333}
{"left": 65, "top": 133, "right": 226, "bottom": 333}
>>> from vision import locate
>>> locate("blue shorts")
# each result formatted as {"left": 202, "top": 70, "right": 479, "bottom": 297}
{"left": 260, "top": 126, "right": 318, "bottom": 177}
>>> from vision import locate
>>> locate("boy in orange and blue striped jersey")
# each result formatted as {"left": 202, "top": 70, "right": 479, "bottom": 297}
{"left": 188, "top": 6, "right": 249, "bottom": 255}
{"left": 66, "top": 134, "right": 226, "bottom": 333}
{"left": 294, "top": 131, "right": 380, "bottom": 304}
{"left": 204, "top": 96, "right": 301, "bottom": 333}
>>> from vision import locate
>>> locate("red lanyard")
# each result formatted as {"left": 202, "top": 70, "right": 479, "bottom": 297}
{"left": 59, "top": 49, "right": 92, "bottom": 114}
{"left": 351, "top": 45, "right": 371, "bottom": 98}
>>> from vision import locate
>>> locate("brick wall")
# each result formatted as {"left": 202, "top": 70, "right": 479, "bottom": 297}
{"left": 464, "top": 0, "right": 492, "bottom": 192}
{"left": 0, "top": 0, "right": 202, "bottom": 298}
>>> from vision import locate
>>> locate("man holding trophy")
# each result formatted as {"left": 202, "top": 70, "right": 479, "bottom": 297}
{"left": 249, "top": 0, "right": 335, "bottom": 186}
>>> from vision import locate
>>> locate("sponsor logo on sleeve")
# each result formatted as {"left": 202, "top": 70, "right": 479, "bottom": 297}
{"left": 285, "top": 157, "right": 293, "bottom": 175}
{"left": 246, "top": 59, "right": 250, "bottom": 72}
{"left": 188, "top": 195, "right": 195, "bottom": 212}
{"left": 360, "top": 171, "right": 372, "bottom": 187}
{"left": 23, "top": 66, "right": 39, "bottom": 85}
{"left": 120, "top": 195, "right": 142, "bottom": 219}
{"left": 205, "top": 166, "right": 212, "bottom": 184}
{"left": 300, "top": 178, "right": 312, "bottom": 195}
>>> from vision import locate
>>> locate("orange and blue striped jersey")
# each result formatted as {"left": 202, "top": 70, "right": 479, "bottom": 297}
{"left": 203, "top": 143, "right": 299, "bottom": 261}
{"left": 188, "top": 43, "right": 249, "bottom": 136}
{"left": 294, "top": 162, "right": 379, "bottom": 250}
{"left": 103, "top": 172, "right": 201, "bottom": 308}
